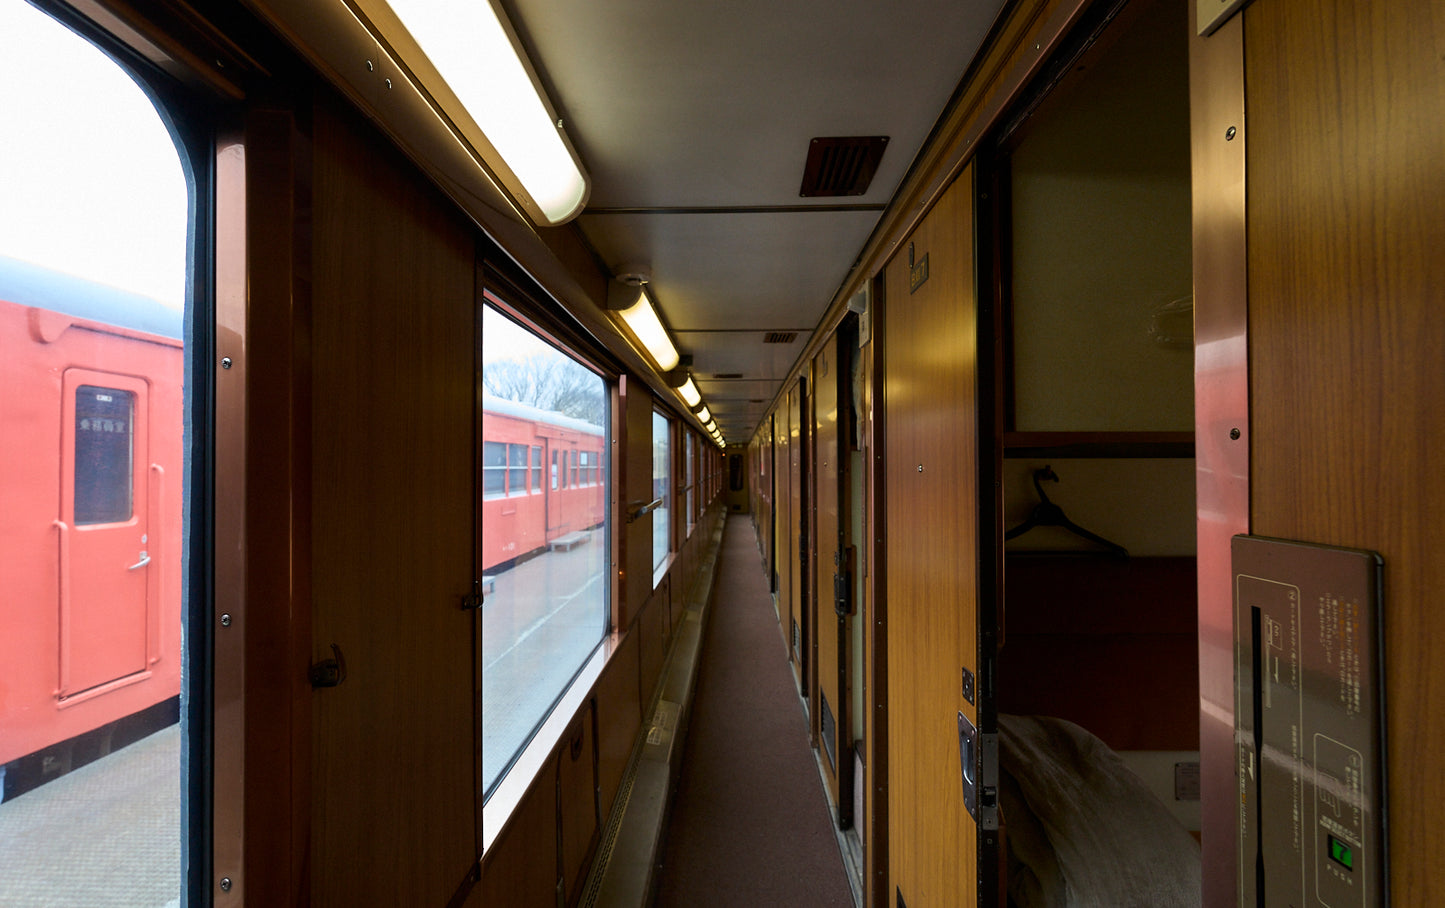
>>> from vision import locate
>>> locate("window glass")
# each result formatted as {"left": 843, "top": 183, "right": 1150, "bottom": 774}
{"left": 483, "top": 441, "right": 506, "bottom": 498}
{"left": 508, "top": 443, "right": 528, "bottom": 496}
{"left": 74, "top": 386, "right": 135, "bottom": 525}
{"left": 480, "top": 300, "right": 608, "bottom": 799}
{"left": 652, "top": 411, "right": 671, "bottom": 572}
{"left": 1, "top": 1, "right": 191, "bottom": 902}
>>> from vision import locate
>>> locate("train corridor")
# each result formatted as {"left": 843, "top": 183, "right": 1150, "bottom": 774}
{"left": 653, "top": 514, "right": 853, "bottom": 907}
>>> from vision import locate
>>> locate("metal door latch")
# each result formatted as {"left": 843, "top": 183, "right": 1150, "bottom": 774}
{"left": 309, "top": 643, "right": 347, "bottom": 689}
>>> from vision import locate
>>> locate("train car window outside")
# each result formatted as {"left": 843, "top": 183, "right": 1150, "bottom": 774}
{"left": 508, "top": 443, "right": 528, "bottom": 495}
{"left": 484, "top": 441, "right": 507, "bottom": 498}
{"left": 653, "top": 410, "right": 671, "bottom": 573}
{"left": 74, "top": 386, "right": 137, "bottom": 525}
{"left": 0, "top": 0, "right": 193, "bottom": 903}
{"left": 480, "top": 300, "right": 608, "bottom": 799}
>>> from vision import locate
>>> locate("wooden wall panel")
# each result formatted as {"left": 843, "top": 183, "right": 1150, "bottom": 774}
{"left": 309, "top": 99, "right": 477, "bottom": 905}
{"left": 558, "top": 704, "right": 598, "bottom": 904}
{"left": 776, "top": 394, "right": 793, "bottom": 640}
{"left": 814, "top": 336, "right": 845, "bottom": 800}
{"left": 475, "top": 772, "right": 558, "bottom": 908}
{"left": 596, "top": 628, "right": 642, "bottom": 815}
{"left": 622, "top": 377, "right": 655, "bottom": 627}
{"left": 1244, "top": 0, "right": 1445, "bottom": 901}
{"left": 637, "top": 591, "right": 666, "bottom": 708}
{"left": 883, "top": 166, "right": 979, "bottom": 906}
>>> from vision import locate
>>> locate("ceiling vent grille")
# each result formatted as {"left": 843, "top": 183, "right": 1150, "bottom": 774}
{"left": 713, "top": 372, "right": 744, "bottom": 379}
{"left": 763, "top": 331, "right": 798, "bottom": 344}
{"left": 799, "top": 136, "right": 889, "bottom": 197}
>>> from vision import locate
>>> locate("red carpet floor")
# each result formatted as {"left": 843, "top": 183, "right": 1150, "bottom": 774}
{"left": 654, "top": 515, "right": 854, "bottom": 907}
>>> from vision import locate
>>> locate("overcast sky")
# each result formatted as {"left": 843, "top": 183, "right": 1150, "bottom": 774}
{"left": 0, "top": 0, "right": 188, "bottom": 309}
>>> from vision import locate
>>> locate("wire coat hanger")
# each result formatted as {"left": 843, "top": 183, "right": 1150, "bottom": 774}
{"left": 1004, "top": 466, "right": 1129, "bottom": 558}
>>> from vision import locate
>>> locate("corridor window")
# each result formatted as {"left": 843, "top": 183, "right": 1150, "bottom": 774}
{"left": 653, "top": 410, "right": 671, "bottom": 572}
{"left": 481, "top": 300, "right": 608, "bottom": 799}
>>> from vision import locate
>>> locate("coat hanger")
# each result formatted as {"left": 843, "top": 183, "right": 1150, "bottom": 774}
{"left": 1004, "top": 466, "right": 1128, "bottom": 558}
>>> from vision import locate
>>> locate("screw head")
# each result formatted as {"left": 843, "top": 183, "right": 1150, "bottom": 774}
{"left": 220, "top": 613, "right": 232, "bottom": 627}
{"left": 221, "top": 357, "right": 232, "bottom": 370}
{"left": 917, "top": 464, "right": 924, "bottom": 473}
{"left": 1230, "top": 428, "right": 1242, "bottom": 440}
{"left": 220, "top": 877, "right": 232, "bottom": 892}
{"left": 1225, "top": 126, "right": 1237, "bottom": 141}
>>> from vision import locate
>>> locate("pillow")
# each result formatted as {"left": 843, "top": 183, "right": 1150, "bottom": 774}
{"left": 999, "top": 714, "right": 1200, "bottom": 908}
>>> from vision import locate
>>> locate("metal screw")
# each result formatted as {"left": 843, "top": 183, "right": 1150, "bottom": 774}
{"left": 1225, "top": 126, "right": 1237, "bottom": 141}
{"left": 220, "top": 613, "right": 232, "bottom": 627}
{"left": 1230, "top": 428, "right": 1242, "bottom": 440}
{"left": 221, "top": 357, "right": 232, "bottom": 370}
{"left": 917, "top": 464, "right": 924, "bottom": 473}
{"left": 220, "top": 878, "right": 232, "bottom": 892}
{"left": 385, "top": 78, "right": 392, "bottom": 89}
{"left": 366, "top": 60, "right": 374, "bottom": 72}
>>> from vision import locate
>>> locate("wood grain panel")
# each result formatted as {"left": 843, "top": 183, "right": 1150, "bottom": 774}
{"left": 622, "top": 377, "right": 655, "bottom": 628}
{"left": 309, "top": 99, "right": 477, "bottom": 906}
{"left": 595, "top": 627, "right": 642, "bottom": 815}
{"left": 637, "top": 591, "right": 666, "bottom": 707}
{"left": 789, "top": 379, "right": 809, "bottom": 693}
{"left": 1245, "top": 0, "right": 1445, "bottom": 900}
{"left": 883, "top": 165, "right": 980, "bottom": 906}
{"left": 558, "top": 704, "right": 598, "bottom": 904}
{"left": 814, "top": 336, "right": 845, "bottom": 804}
{"left": 775, "top": 392, "right": 793, "bottom": 644}
{"left": 475, "top": 771, "right": 558, "bottom": 907}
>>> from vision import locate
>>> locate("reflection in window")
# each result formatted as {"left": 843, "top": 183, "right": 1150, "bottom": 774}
{"left": 480, "top": 300, "right": 608, "bottom": 798}
{"left": 653, "top": 411, "right": 670, "bottom": 572}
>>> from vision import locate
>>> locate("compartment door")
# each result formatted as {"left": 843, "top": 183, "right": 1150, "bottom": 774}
{"left": 883, "top": 164, "right": 982, "bottom": 906}
{"left": 813, "top": 336, "right": 850, "bottom": 821}
{"left": 59, "top": 370, "right": 153, "bottom": 696}
{"left": 789, "top": 378, "right": 808, "bottom": 694}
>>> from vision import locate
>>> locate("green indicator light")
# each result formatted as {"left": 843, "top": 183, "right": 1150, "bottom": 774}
{"left": 1329, "top": 835, "right": 1354, "bottom": 870}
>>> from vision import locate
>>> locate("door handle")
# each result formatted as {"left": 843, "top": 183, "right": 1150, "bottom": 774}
{"left": 127, "top": 552, "right": 151, "bottom": 571}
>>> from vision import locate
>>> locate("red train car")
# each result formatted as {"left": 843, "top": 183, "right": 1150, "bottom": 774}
{"left": 481, "top": 395, "right": 605, "bottom": 572}
{"left": 0, "top": 256, "right": 183, "bottom": 790}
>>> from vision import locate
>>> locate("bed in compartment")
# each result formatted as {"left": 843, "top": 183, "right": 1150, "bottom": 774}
{"left": 996, "top": 554, "right": 1201, "bottom": 908}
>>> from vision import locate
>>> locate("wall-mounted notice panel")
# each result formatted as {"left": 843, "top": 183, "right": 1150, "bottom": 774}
{"left": 1233, "top": 536, "right": 1386, "bottom": 908}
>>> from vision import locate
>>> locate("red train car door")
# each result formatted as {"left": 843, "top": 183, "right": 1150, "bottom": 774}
{"left": 58, "top": 370, "right": 153, "bottom": 697}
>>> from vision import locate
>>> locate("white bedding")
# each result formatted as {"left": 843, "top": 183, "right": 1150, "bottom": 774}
{"left": 998, "top": 714, "right": 1201, "bottom": 908}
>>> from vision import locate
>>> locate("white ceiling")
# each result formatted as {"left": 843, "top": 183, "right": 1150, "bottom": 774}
{"left": 502, "top": 0, "right": 1008, "bottom": 440}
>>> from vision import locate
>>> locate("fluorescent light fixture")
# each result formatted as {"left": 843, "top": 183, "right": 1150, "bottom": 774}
{"left": 695, "top": 406, "right": 712, "bottom": 424}
{"left": 382, "top": 0, "right": 588, "bottom": 224}
{"left": 608, "top": 280, "right": 679, "bottom": 372}
{"left": 679, "top": 377, "right": 702, "bottom": 408}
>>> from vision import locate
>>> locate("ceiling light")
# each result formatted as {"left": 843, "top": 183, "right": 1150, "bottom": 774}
{"left": 607, "top": 279, "right": 680, "bottom": 372}
{"left": 695, "top": 406, "right": 712, "bottom": 424}
{"left": 678, "top": 377, "right": 702, "bottom": 408}
{"left": 382, "top": 0, "right": 589, "bottom": 224}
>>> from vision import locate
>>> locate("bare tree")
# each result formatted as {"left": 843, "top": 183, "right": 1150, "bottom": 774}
{"left": 484, "top": 353, "right": 603, "bottom": 423}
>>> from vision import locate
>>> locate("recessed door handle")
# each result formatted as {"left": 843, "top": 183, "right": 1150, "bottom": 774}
{"left": 127, "top": 552, "right": 151, "bottom": 570}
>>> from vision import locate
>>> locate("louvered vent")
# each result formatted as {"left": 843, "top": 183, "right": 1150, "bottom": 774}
{"left": 763, "top": 331, "right": 798, "bottom": 344}
{"left": 713, "top": 372, "right": 744, "bottom": 379}
{"left": 799, "top": 136, "right": 889, "bottom": 197}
